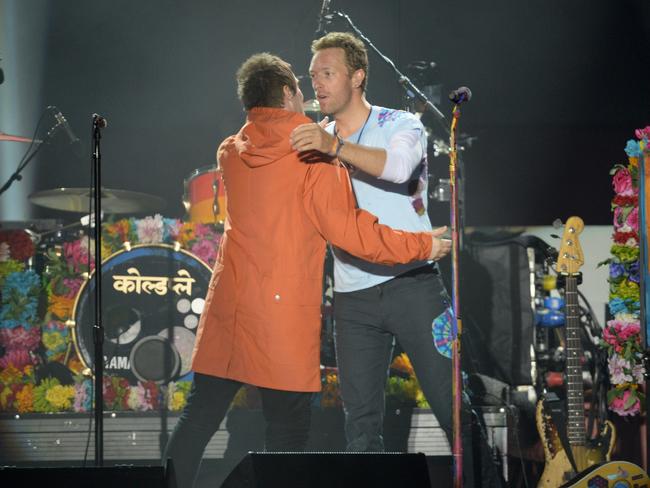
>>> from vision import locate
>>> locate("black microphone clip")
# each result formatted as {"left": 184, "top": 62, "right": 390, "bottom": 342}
{"left": 93, "top": 113, "right": 108, "bottom": 129}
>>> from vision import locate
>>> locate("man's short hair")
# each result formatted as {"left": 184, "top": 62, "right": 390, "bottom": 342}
{"left": 311, "top": 32, "right": 369, "bottom": 91}
{"left": 236, "top": 53, "right": 297, "bottom": 110}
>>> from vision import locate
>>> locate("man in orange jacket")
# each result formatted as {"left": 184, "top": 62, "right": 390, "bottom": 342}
{"left": 163, "top": 52, "right": 450, "bottom": 488}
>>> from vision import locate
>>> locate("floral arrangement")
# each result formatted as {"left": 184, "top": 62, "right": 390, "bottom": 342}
{"left": 0, "top": 216, "right": 222, "bottom": 414}
{"left": 601, "top": 126, "right": 649, "bottom": 416}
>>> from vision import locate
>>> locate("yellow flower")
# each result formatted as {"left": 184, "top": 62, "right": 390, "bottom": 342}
{"left": 0, "top": 386, "right": 13, "bottom": 410}
{"left": 42, "top": 331, "right": 66, "bottom": 350}
{"left": 48, "top": 294, "right": 75, "bottom": 320}
{"left": 101, "top": 243, "right": 115, "bottom": 260}
{"left": 628, "top": 156, "right": 639, "bottom": 168}
{"left": 45, "top": 384, "right": 75, "bottom": 410}
{"left": 0, "top": 365, "right": 21, "bottom": 384}
{"left": 67, "top": 357, "right": 85, "bottom": 374}
{"left": 391, "top": 353, "right": 415, "bottom": 376}
{"left": 16, "top": 384, "right": 35, "bottom": 413}
{"left": 170, "top": 391, "right": 186, "bottom": 411}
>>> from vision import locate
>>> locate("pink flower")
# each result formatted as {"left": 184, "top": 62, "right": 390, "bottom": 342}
{"left": 618, "top": 321, "right": 640, "bottom": 340}
{"left": 608, "top": 355, "right": 632, "bottom": 384}
{"left": 610, "top": 389, "right": 641, "bottom": 416}
{"left": 191, "top": 239, "right": 219, "bottom": 267}
{"left": 0, "top": 349, "right": 35, "bottom": 369}
{"left": 634, "top": 126, "right": 650, "bottom": 141}
{"left": 62, "top": 277, "right": 83, "bottom": 299}
{"left": 0, "top": 326, "right": 41, "bottom": 351}
{"left": 626, "top": 207, "right": 639, "bottom": 232}
{"left": 63, "top": 238, "right": 95, "bottom": 273}
{"left": 613, "top": 167, "right": 635, "bottom": 196}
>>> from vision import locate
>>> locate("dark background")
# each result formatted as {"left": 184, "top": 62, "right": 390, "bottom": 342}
{"left": 7, "top": 0, "right": 650, "bottom": 225}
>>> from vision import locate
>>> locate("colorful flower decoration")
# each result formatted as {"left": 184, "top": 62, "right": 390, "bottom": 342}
{"left": 601, "top": 125, "right": 649, "bottom": 416}
{"left": 0, "top": 216, "right": 223, "bottom": 413}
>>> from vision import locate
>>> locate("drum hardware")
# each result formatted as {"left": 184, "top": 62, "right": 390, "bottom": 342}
{"left": 183, "top": 165, "right": 226, "bottom": 225}
{"left": 29, "top": 187, "right": 166, "bottom": 214}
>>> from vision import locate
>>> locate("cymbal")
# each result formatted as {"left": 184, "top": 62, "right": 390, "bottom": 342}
{"left": 29, "top": 187, "right": 166, "bottom": 214}
{"left": 303, "top": 99, "right": 321, "bottom": 113}
{"left": 0, "top": 131, "right": 40, "bottom": 143}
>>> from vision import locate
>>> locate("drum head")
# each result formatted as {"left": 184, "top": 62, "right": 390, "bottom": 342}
{"left": 71, "top": 244, "right": 212, "bottom": 384}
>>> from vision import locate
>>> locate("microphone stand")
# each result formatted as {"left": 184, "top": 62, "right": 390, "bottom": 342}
{"left": 326, "top": 11, "right": 467, "bottom": 487}
{"left": 448, "top": 102, "right": 464, "bottom": 488}
{"left": 0, "top": 107, "right": 56, "bottom": 198}
{"left": 91, "top": 114, "right": 105, "bottom": 466}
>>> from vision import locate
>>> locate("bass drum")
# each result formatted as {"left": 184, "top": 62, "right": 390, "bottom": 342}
{"left": 71, "top": 244, "right": 212, "bottom": 384}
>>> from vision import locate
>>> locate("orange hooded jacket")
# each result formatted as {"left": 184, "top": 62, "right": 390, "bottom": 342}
{"left": 191, "top": 107, "right": 433, "bottom": 392}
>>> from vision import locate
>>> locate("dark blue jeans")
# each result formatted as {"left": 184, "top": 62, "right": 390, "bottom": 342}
{"left": 163, "top": 373, "right": 312, "bottom": 488}
{"left": 334, "top": 266, "right": 476, "bottom": 484}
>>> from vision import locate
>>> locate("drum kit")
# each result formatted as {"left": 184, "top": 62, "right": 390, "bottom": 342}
{"left": 1, "top": 129, "right": 239, "bottom": 385}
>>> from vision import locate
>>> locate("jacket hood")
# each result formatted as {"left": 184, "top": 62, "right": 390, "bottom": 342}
{"left": 231, "top": 107, "right": 313, "bottom": 169}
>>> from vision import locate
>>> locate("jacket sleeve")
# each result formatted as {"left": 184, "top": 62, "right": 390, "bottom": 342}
{"left": 302, "top": 162, "right": 432, "bottom": 266}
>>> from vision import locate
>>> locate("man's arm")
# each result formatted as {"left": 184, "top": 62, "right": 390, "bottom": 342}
{"left": 302, "top": 162, "right": 450, "bottom": 265}
{"left": 290, "top": 122, "right": 423, "bottom": 183}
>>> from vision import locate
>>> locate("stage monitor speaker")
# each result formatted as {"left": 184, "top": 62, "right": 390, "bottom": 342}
{"left": 0, "top": 465, "right": 170, "bottom": 487}
{"left": 461, "top": 234, "right": 547, "bottom": 386}
{"left": 220, "top": 452, "right": 432, "bottom": 487}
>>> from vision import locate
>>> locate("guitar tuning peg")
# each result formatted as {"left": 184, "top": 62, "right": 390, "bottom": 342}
{"left": 552, "top": 218, "right": 563, "bottom": 229}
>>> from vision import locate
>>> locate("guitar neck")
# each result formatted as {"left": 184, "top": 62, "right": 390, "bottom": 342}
{"left": 564, "top": 274, "right": 586, "bottom": 445}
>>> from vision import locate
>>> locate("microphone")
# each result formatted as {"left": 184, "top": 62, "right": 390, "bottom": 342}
{"left": 93, "top": 113, "right": 108, "bottom": 129}
{"left": 52, "top": 109, "right": 80, "bottom": 145}
{"left": 448, "top": 86, "right": 472, "bottom": 104}
{"left": 316, "top": 0, "right": 332, "bottom": 36}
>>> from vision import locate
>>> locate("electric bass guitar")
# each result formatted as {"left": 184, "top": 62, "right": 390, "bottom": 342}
{"left": 536, "top": 216, "right": 617, "bottom": 487}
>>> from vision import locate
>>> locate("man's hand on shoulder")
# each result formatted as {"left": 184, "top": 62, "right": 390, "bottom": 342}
{"left": 290, "top": 117, "right": 336, "bottom": 156}
{"left": 428, "top": 226, "right": 451, "bottom": 261}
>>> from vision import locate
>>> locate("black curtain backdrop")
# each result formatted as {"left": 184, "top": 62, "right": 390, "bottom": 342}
{"left": 27, "top": 0, "right": 650, "bottom": 226}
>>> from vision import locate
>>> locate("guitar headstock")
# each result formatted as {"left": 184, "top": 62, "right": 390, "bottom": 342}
{"left": 556, "top": 216, "right": 585, "bottom": 275}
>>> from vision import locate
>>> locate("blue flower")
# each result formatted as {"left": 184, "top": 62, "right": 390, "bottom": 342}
{"left": 0, "top": 270, "right": 40, "bottom": 328}
{"left": 609, "top": 262, "right": 626, "bottom": 281}
{"left": 609, "top": 297, "right": 629, "bottom": 315}
{"left": 625, "top": 139, "right": 642, "bottom": 158}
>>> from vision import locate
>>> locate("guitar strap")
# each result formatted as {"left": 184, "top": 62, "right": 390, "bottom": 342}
{"left": 544, "top": 393, "right": 579, "bottom": 474}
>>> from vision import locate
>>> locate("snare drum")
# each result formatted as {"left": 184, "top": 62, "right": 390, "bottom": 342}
{"left": 71, "top": 244, "right": 212, "bottom": 384}
{"left": 183, "top": 165, "right": 226, "bottom": 225}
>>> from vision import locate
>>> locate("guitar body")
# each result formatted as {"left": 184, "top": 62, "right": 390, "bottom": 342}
{"left": 536, "top": 399, "right": 616, "bottom": 487}
{"left": 560, "top": 460, "right": 650, "bottom": 488}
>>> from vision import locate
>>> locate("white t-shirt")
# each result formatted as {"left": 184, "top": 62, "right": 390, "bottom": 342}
{"left": 330, "top": 106, "right": 433, "bottom": 293}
